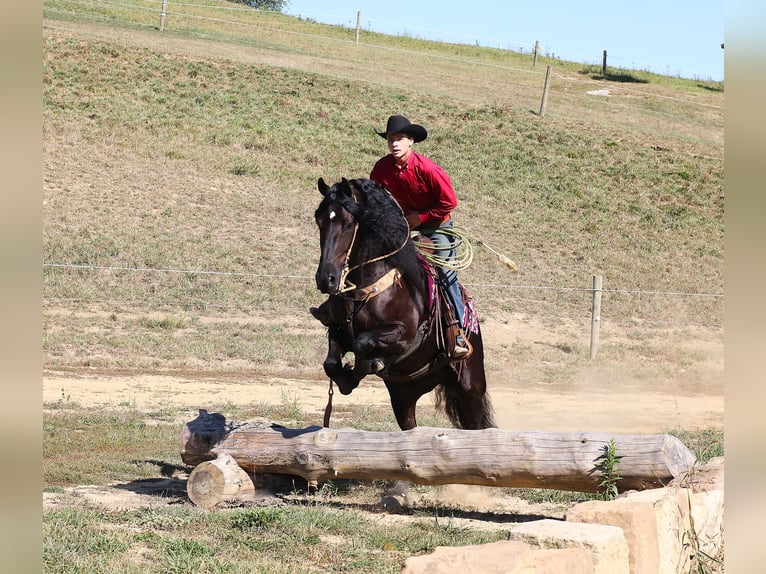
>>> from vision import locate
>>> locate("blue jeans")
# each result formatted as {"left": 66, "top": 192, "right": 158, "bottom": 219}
{"left": 416, "top": 219, "right": 465, "bottom": 329}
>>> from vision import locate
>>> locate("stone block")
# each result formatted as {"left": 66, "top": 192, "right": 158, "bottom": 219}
{"left": 688, "top": 488, "right": 724, "bottom": 561}
{"left": 400, "top": 540, "right": 594, "bottom": 574}
{"left": 524, "top": 547, "right": 594, "bottom": 573}
{"left": 677, "top": 457, "right": 724, "bottom": 562}
{"left": 619, "top": 487, "right": 693, "bottom": 574}
{"left": 568, "top": 499, "right": 657, "bottom": 574}
{"left": 568, "top": 487, "right": 696, "bottom": 574}
{"left": 670, "top": 456, "right": 724, "bottom": 493}
{"left": 508, "top": 518, "right": 628, "bottom": 574}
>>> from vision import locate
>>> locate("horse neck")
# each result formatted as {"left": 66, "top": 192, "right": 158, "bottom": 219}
{"left": 347, "top": 227, "right": 405, "bottom": 282}
{"left": 348, "top": 244, "right": 393, "bottom": 285}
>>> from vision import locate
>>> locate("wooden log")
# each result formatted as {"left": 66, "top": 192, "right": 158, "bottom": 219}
{"left": 180, "top": 410, "right": 696, "bottom": 493}
{"left": 186, "top": 453, "right": 255, "bottom": 508}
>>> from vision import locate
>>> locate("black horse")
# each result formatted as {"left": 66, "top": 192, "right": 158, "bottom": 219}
{"left": 313, "top": 177, "right": 495, "bottom": 430}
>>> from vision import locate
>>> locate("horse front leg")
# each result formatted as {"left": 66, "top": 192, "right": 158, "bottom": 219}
{"left": 350, "top": 326, "right": 409, "bottom": 381}
{"left": 323, "top": 336, "right": 362, "bottom": 395}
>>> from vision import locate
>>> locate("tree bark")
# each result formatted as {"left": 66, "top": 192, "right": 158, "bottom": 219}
{"left": 180, "top": 410, "right": 696, "bottom": 493}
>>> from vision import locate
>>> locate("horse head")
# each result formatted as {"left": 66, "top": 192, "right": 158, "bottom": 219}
{"left": 314, "top": 178, "right": 362, "bottom": 294}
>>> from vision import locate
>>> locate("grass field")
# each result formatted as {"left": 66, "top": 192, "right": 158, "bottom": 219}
{"left": 42, "top": 9, "right": 723, "bottom": 369}
{"left": 43, "top": 2, "right": 723, "bottom": 572}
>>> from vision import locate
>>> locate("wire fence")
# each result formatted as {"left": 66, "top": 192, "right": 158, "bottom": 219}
{"left": 62, "top": 0, "right": 723, "bottom": 81}
{"left": 43, "top": 0, "right": 723, "bottom": 174}
{"left": 284, "top": 7, "right": 723, "bottom": 82}
{"left": 42, "top": 262, "right": 724, "bottom": 330}
{"left": 45, "top": 1, "right": 724, "bottom": 106}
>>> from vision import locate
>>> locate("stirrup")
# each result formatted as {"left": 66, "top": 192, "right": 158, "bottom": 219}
{"left": 450, "top": 332, "right": 473, "bottom": 361}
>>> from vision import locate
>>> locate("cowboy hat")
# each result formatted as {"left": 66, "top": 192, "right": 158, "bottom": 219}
{"left": 375, "top": 115, "right": 428, "bottom": 143}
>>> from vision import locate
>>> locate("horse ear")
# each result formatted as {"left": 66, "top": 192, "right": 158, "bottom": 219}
{"left": 339, "top": 178, "right": 353, "bottom": 197}
{"left": 318, "top": 177, "right": 329, "bottom": 196}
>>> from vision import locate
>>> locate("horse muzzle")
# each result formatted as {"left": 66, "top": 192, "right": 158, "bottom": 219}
{"left": 315, "top": 263, "right": 342, "bottom": 295}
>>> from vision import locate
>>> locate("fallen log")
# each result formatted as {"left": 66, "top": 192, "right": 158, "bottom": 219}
{"left": 180, "top": 410, "right": 696, "bottom": 494}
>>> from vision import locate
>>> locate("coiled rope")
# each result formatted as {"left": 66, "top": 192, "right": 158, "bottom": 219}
{"left": 410, "top": 225, "right": 517, "bottom": 272}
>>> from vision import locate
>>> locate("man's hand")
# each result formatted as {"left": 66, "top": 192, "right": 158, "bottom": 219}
{"left": 405, "top": 212, "right": 421, "bottom": 229}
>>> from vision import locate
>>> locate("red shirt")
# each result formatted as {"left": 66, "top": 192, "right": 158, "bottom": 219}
{"left": 370, "top": 151, "right": 457, "bottom": 228}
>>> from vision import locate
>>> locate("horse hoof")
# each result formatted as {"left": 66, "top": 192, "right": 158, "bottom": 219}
{"left": 380, "top": 481, "right": 415, "bottom": 510}
{"left": 335, "top": 379, "right": 360, "bottom": 395}
{"left": 380, "top": 493, "right": 406, "bottom": 511}
{"left": 369, "top": 359, "right": 385, "bottom": 373}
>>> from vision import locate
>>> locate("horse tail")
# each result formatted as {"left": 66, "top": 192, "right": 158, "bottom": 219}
{"left": 434, "top": 384, "right": 496, "bottom": 430}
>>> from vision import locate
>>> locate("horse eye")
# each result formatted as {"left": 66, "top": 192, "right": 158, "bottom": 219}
{"left": 328, "top": 210, "right": 336, "bottom": 220}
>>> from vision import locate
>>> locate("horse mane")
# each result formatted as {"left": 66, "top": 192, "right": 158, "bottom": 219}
{"left": 321, "top": 178, "right": 428, "bottom": 289}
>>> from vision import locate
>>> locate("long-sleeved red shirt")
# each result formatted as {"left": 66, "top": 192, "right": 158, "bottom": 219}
{"left": 370, "top": 151, "right": 457, "bottom": 228}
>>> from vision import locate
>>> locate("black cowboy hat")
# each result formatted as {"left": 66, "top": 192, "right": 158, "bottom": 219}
{"left": 375, "top": 115, "right": 428, "bottom": 143}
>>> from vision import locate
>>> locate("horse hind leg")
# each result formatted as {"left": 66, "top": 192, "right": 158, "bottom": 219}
{"left": 436, "top": 378, "right": 496, "bottom": 430}
{"left": 384, "top": 381, "right": 425, "bottom": 431}
{"left": 380, "top": 480, "right": 415, "bottom": 510}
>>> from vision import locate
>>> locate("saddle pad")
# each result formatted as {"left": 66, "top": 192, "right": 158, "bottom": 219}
{"left": 461, "top": 285, "right": 480, "bottom": 336}
{"left": 418, "top": 253, "right": 479, "bottom": 336}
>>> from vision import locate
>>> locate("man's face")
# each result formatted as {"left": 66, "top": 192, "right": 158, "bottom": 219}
{"left": 387, "top": 132, "right": 414, "bottom": 162}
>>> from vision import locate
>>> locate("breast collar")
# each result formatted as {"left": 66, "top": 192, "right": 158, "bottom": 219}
{"left": 343, "top": 267, "right": 402, "bottom": 302}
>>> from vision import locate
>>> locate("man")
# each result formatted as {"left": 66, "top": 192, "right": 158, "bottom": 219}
{"left": 369, "top": 115, "right": 470, "bottom": 359}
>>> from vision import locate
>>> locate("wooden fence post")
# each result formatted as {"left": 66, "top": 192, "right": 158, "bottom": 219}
{"left": 539, "top": 65, "right": 552, "bottom": 116}
{"left": 602, "top": 50, "right": 608, "bottom": 76}
{"left": 590, "top": 274, "right": 603, "bottom": 359}
{"left": 159, "top": 0, "right": 168, "bottom": 32}
{"left": 533, "top": 40, "right": 539, "bottom": 67}
{"left": 355, "top": 11, "right": 361, "bottom": 45}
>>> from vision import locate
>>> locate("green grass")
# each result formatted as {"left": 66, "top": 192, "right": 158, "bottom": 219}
{"left": 43, "top": 502, "right": 507, "bottom": 573}
{"left": 43, "top": 409, "right": 181, "bottom": 486}
{"left": 43, "top": 400, "right": 723, "bottom": 572}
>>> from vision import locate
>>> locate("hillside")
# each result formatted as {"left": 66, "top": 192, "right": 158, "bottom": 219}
{"left": 43, "top": 3, "right": 723, "bottom": 387}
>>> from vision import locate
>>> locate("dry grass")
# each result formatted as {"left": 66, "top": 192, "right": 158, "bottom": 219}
{"left": 43, "top": 4, "right": 723, "bottom": 374}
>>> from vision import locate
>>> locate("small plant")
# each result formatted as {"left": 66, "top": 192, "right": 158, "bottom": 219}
{"left": 595, "top": 438, "right": 623, "bottom": 500}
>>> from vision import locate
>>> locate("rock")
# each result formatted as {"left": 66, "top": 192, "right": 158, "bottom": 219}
{"left": 401, "top": 540, "right": 594, "bottom": 574}
{"left": 507, "top": 518, "right": 628, "bottom": 574}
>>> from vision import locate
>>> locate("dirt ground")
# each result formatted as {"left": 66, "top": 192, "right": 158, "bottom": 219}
{"left": 43, "top": 314, "right": 724, "bottom": 434}
{"left": 43, "top": 314, "right": 723, "bottom": 523}
{"left": 42, "top": 367, "right": 722, "bottom": 435}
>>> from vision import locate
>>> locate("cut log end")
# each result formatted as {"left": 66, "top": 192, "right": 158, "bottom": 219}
{"left": 187, "top": 453, "right": 254, "bottom": 509}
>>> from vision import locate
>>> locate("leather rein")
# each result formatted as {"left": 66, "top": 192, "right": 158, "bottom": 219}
{"left": 335, "top": 222, "right": 408, "bottom": 299}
